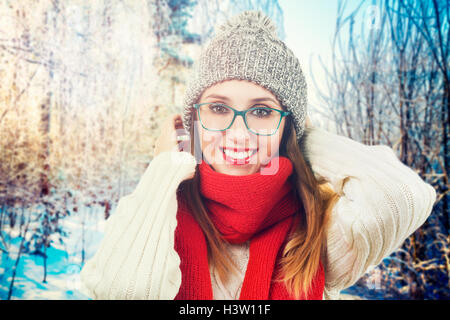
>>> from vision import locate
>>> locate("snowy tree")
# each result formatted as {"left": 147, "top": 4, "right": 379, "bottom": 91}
{"left": 314, "top": 0, "right": 448, "bottom": 299}
{"left": 0, "top": 0, "right": 284, "bottom": 300}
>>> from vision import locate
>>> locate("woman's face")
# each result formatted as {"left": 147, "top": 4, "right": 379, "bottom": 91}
{"left": 195, "top": 79, "right": 286, "bottom": 176}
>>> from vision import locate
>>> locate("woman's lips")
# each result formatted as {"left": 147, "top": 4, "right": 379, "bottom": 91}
{"left": 220, "top": 147, "right": 258, "bottom": 165}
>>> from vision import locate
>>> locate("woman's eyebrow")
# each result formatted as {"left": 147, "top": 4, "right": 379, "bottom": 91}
{"left": 203, "top": 94, "right": 280, "bottom": 106}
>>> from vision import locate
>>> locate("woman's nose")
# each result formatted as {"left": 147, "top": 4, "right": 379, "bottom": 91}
{"left": 225, "top": 115, "right": 251, "bottom": 142}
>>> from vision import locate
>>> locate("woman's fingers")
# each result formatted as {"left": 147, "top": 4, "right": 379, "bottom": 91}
{"left": 174, "top": 114, "right": 184, "bottom": 129}
{"left": 154, "top": 114, "right": 182, "bottom": 156}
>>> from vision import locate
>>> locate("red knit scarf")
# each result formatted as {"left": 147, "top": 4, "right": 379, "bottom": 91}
{"left": 174, "top": 156, "right": 324, "bottom": 300}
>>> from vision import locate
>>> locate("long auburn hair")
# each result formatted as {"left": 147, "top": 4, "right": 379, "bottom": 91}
{"left": 177, "top": 108, "right": 340, "bottom": 300}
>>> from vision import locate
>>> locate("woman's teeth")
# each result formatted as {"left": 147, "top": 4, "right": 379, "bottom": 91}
{"left": 223, "top": 148, "right": 256, "bottom": 159}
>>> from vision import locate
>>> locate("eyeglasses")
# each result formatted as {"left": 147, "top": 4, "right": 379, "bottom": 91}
{"left": 193, "top": 102, "right": 290, "bottom": 136}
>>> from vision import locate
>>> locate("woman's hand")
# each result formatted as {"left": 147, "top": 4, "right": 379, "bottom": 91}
{"left": 154, "top": 114, "right": 188, "bottom": 157}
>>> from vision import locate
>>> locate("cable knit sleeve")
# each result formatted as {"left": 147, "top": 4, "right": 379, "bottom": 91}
{"left": 303, "top": 127, "right": 437, "bottom": 300}
{"left": 79, "top": 151, "right": 196, "bottom": 300}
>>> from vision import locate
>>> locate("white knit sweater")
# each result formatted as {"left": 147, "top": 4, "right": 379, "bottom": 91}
{"left": 79, "top": 126, "right": 436, "bottom": 300}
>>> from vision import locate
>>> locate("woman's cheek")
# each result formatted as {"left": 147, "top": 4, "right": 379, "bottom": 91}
{"left": 259, "top": 138, "right": 278, "bottom": 165}
{"left": 200, "top": 131, "right": 222, "bottom": 163}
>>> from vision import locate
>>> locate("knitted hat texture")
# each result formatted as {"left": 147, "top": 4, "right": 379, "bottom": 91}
{"left": 182, "top": 10, "right": 308, "bottom": 141}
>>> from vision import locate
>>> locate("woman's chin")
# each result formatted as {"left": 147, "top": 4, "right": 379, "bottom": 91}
{"left": 202, "top": 150, "right": 272, "bottom": 175}
{"left": 206, "top": 161, "right": 260, "bottom": 175}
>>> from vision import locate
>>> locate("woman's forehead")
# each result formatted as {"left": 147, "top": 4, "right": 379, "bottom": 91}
{"left": 200, "top": 79, "right": 282, "bottom": 108}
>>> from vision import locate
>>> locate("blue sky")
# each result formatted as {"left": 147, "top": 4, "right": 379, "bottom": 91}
{"left": 278, "top": 0, "right": 364, "bottom": 123}
{"left": 186, "top": 0, "right": 368, "bottom": 125}
{"left": 278, "top": 0, "right": 338, "bottom": 114}
{"left": 279, "top": 0, "right": 340, "bottom": 63}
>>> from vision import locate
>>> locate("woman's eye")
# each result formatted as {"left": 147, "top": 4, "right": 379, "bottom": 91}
{"left": 251, "top": 107, "right": 272, "bottom": 117}
{"left": 210, "top": 104, "right": 229, "bottom": 113}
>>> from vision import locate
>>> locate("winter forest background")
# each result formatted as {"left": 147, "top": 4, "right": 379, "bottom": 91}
{"left": 0, "top": 0, "right": 448, "bottom": 300}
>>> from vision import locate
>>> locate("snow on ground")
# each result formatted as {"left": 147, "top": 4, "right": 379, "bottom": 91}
{"left": 1, "top": 202, "right": 368, "bottom": 300}
{"left": 0, "top": 205, "right": 106, "bottom": 300}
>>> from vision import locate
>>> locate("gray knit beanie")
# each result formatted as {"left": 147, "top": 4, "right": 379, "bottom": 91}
{"left": 182, "top": 10, "right": 307, "bottom": 142}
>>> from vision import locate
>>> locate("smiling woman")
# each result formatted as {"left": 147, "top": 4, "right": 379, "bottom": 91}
{"left": 193, "top": 79, "right": 289, "bottom": 175}
{"left": 79, "top": 10, "right": 436, "bottom": 301}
